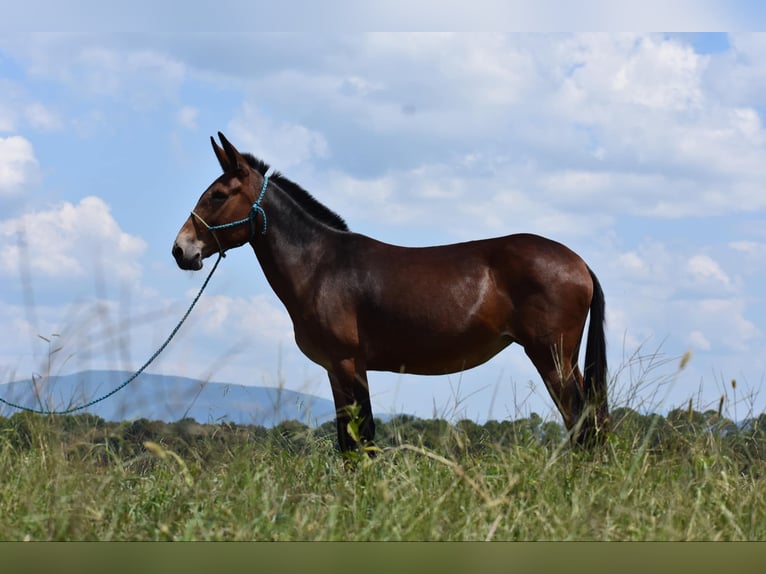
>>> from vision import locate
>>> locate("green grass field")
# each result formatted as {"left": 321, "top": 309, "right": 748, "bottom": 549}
{"left": 2, "top": 399, "right": 766, "bottom": 541}
{"left": 2, "top": 342, "right": 764, "bottom": 541}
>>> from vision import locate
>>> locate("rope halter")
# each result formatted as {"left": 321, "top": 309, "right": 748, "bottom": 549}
{"left": 191, "top": 175, "right": 269, "bottom": 257}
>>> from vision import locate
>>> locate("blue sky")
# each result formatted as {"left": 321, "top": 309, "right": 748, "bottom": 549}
{"left": 3, "top": 29, "right": 766, "bottom": 424}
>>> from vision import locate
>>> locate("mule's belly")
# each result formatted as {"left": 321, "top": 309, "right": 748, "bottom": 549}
{"left": 365, "top": 331, "right": 514, "bottom": 375}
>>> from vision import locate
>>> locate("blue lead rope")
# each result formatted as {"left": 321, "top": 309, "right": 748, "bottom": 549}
{"left": 0, "top": 246, "right": 226, "bottom": 415}
{"left": 1, "top": 176, "right": 270, "bottom": 416}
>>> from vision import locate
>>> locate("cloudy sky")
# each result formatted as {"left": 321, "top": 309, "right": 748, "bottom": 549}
{"left": 2, "top": 27, "right": 766, "bottom": 424}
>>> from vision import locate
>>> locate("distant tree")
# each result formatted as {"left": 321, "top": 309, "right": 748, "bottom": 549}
{"left": 481, "top": 419, "right": 518, "bottom": 447}
{"left": 539, "top": 421, "right": 565, "bottom": 445}
{"left": 455, "top": 419, "right": 486, "bottom": 451}
{"left": 729, "top": 414, "right": 766, "bottom": 468}
{"left": 271, "top": 420, "right": 311, "bottom": 453}
{"left": 507, "top": 413, "right": 544, "bottom": 445}
{"left": 59, "top": 412, "right": 106, "bottom": 431}
{"left": 124, "top": 418, "right": 165, "bottom": 445}
{"left": 667, "top": 407, "right": 707, "bottom": 435}
{"left": 411, "top": 418, "right": 451, "bottom": 449}
{"left": 380, "top": 414, "right": 421, "bottom": 446}
{"left": 5, "top": 412, "right": 42, "bottom": 449}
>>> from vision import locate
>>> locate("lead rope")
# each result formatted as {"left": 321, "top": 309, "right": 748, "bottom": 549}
{"left": 0, "top": 252, "right": 224, "bottom": 415}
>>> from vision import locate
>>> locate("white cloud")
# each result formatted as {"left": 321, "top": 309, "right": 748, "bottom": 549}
{"left": 0, "top": 78, "right": 61, "bottom": 133}
{"left": 0, "top": 196, "right": 146, "bottom": 281}
{"left": 609, "top": 243, "right": 743, "bottom": 303}
{"left": 11, "top": 33, "right": 766, "bottom": 222}
{"left": 314, "top": 161, "right": 614, "bottom": 241}
{"left": 687, "top": 254, "right": 731, "bottom": 287}
{"left": 605, "top": 288, "right": 761, "bottom": 380}
{"left": 228, "top": 103, "right": 329, "bottom": 170}
{"left": 617, "top": 251, "right": 648, "bottom": 276}
{"left": 216, "top": 34, "right": 766, "bottom": 224}
{"left": 613, "top": 36, "right": 705, "bottom": 111}
{"left": 598, "top": 239, "right": 757, "bottom": 365}
{"left": 0, "top": 135, "right": 39, "bottom": 197}
{"left": 706, "top": 34, "right": 766, "bottom": 106}
{"left": 79, "top": 48, "right": 186, "bottom": 108}
{"left": 177, "top": 105, "right": 199, "bottom": 130}
{"left": 687, "top": 330, "right": 711, "bottom": 351}
{"left": 690, "top": 298, "right": 761, "bottom": 352}
{"left": 7, "top": 38, "right": 187, "bottom": 110}
{"left": 730, "top": 240, "right": 766, "bottom": 257}
{"left": 188, "top": 293, "right": 294, "bottom": 343}
{"left": 727, "top": 241, "right": 766, "bottom": 275}
{"left": 24, "top": 102, "right": 62, "bottom": 131}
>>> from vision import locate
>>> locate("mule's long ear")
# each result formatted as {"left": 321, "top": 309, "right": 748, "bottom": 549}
{"left": 211, "top": 136, "right": 231, "bottom": 172}
{"left": 218, "top": 132, "right": 249, "bottom": 178}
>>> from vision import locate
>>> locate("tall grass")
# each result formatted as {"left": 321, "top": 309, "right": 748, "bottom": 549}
{"left": 1, "top": 402, "right": 765, "bottom": 541}
{"left": 2, "top": 326, "right": 766, "bottom": 541}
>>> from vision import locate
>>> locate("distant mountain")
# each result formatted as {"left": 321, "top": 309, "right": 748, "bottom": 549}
{"left": 0, "top": 370, "right": 337, "bottom": 427}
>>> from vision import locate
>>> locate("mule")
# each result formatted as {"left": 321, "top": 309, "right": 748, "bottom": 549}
{"left": 172, "top": 132, "right": 609, "bottom": 452}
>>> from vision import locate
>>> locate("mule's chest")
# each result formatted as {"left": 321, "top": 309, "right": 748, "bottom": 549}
{"left": 289, "top": 310, "right": 359, "bottom": 371}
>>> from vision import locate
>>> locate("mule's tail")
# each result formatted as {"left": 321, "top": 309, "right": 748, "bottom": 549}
{"left": 582, "top": 266, "right": 609, "bottom": 444}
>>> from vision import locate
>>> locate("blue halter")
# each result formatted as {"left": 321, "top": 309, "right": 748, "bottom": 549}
{"left": 191, "top": 175, "right": 269, "bottom": 256}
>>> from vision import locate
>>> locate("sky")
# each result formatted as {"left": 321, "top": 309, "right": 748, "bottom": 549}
{"left": 3, "top": 25, "right": 766, "bottom": 425}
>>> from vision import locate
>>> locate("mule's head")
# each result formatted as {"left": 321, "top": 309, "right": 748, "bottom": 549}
{"left": 172, "top": 132, "right": 266, "bottom": 270}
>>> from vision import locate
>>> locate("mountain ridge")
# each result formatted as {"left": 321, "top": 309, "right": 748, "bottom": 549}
{"left": 0, "top": 370, "right": 338, "bottom": 427}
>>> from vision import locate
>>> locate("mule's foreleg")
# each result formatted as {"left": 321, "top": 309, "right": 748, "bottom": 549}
{"left": 327, "top": 359, "right": 376, "bottom": 454}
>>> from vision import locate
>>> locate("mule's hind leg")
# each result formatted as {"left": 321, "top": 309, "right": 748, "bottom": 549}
{"left": 524, "top": 343, "right": 590, "bottom": 446}
{"left": 327, "top": 358, "right": 376, "bottom": 454}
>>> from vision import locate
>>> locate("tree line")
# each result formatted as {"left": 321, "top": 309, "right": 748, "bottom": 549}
{"left": 2, "top": 406, "right": 766, "bottom": 470}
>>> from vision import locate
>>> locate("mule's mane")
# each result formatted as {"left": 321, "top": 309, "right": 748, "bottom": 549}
{"left": 243, "top": 153, "right": 349, "bottom": 232}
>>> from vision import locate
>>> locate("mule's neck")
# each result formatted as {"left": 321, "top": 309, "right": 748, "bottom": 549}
{"left": 249, "top": 180, "right": 345, "bottom": 310}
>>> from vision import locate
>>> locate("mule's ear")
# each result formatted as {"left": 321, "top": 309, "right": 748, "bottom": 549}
{"left": 218, "top": 131, "right": 250, "bottom": 178}
{"left": 211, "top": 136, "right": 231, "bottom": 172}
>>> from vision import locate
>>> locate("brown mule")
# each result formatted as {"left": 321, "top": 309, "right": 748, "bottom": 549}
{"left": 173, "top": 133, "right": 609, "bottom": 452}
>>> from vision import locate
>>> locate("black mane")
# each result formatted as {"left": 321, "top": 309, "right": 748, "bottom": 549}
{"left": 243, "top": 153, "right": 349, "bottom": 232}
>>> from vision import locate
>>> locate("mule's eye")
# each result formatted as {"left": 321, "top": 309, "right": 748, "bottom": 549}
{"left": 210, "top": 190, "right": 227, "bottom": 203}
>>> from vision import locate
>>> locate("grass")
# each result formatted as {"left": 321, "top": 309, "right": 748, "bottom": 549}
{"left": 1, "top": 405, "right": 766, "bottom": 541}
{"left": 1, "top": 335, "right": 765, "bottom": 542}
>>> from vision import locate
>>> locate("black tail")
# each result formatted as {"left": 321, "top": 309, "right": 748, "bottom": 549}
{"left": 582, "top": 266, "right": 609, "bottom": 442}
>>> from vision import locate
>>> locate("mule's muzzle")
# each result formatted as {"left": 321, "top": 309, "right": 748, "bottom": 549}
{"left": 172, "top": 241, "right": 203, "bottom": 271}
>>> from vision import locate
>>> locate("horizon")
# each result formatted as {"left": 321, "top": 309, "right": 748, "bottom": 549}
{"left": 1, "top": 368, "right": 755, "bottom": 427}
